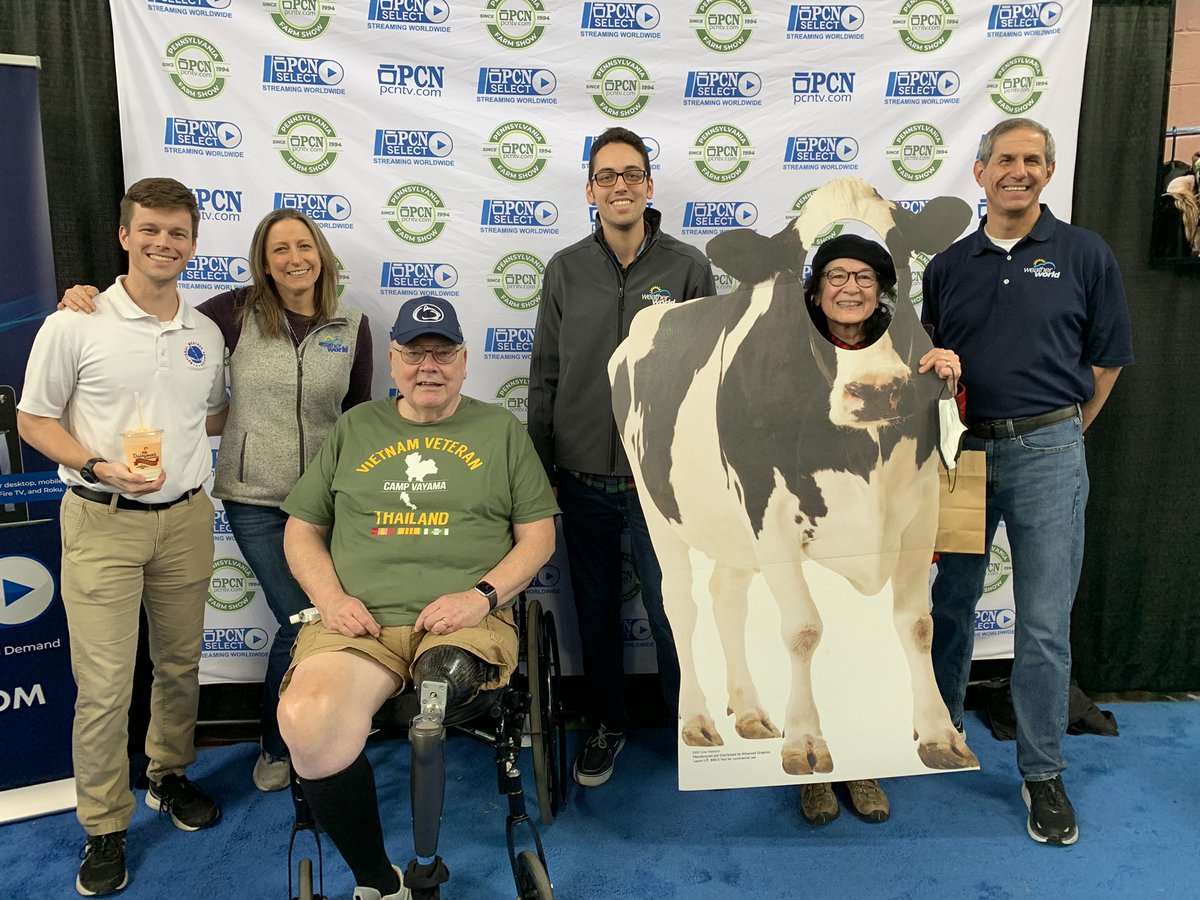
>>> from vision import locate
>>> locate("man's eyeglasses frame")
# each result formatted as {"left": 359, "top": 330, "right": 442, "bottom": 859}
{"left": 589, "top": 168, "right": 649, "bottom": 187}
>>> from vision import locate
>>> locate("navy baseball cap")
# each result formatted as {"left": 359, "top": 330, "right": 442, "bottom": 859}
{"left": 390, "top": 296, "right": 464, "bottom": 345}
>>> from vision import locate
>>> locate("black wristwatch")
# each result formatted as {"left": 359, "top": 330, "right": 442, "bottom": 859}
{"left": 80, "top": 457, "right": 106, "bottom": 484}
{"left": 474, "top": 580, "right": 499, "bottom": 611}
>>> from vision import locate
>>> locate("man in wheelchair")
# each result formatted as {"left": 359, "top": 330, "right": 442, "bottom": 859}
{"left": 276, "top": 295, "right": 559, "bottom": 900}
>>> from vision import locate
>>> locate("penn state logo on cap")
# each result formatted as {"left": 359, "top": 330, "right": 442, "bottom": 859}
{"left": 390, "top": 295, "right": 464, "bottom": 345}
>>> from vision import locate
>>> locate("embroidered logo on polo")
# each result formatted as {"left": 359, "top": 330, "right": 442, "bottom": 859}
{"left": 1024, "top": 258, "right": 1061, "bottom": 278}
{"left": 184, "top": 342, "right": 208, "bottom": 367}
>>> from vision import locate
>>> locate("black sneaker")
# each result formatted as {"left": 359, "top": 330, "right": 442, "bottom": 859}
{"left": 76, "top": 830, "right": 128, "bottom": 896}
{"left": 145, "top": 774, "right": 220, "bottom": 831}
{"left": 573, "top": 725, "right": 626, "bottom": 787}
{"left": 1022, "top": 776, "right": 1078, "bottom": 845}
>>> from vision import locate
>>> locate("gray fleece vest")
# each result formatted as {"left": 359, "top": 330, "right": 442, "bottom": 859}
{"left": 212, "top": 304, "right": 362, "bottom": 505}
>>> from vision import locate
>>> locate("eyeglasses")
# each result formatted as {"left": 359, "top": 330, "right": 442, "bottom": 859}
{"left": 822, "top": 268, "right": 877, "bottom": 288}
{"left": 393, "top": 344, "right": 462, "bottom": 365}
{"left": 590, "top": 168, "right": 648, "bottom": 187}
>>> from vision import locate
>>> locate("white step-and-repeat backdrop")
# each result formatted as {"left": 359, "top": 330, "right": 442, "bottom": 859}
{"left": 109, "top": 0, "right": 1088, "bottom": 683}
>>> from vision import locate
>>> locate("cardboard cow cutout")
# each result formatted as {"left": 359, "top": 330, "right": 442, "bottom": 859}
{"left": 608, "top": 177, "right": 979, "bottom": 789}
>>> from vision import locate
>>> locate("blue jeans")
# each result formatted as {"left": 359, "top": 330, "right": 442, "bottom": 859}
{"left": 556, "top": 472, "right": 680, "bottom": 729}
{"left": 931, "top": 415, "right": 1089, "bottom": 781}
{"left": 223, "top": 500, "right": 311, "bottom": 759}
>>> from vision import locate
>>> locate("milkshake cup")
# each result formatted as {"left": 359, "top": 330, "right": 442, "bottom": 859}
{"left": 120, "top": 428, "right": 164, "bottom": 481}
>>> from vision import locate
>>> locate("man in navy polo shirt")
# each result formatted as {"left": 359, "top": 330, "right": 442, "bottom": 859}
{"left": 922, "top": 118, "right": 1133, "bottom": 846}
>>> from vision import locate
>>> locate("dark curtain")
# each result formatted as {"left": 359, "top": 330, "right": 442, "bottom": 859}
{"left": 2, "top": 2, "right": 1194, "bottom": 692}
{"left": 0, "top": 0, "right": 125, "bottom": 292}
{"left": 1071, "top": 0, "right": 1200, "bottom": 692}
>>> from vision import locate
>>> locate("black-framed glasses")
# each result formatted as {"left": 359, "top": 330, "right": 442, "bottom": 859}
{"left": 590, "top": 168, "right": 648, "bottom": 187}
{"left": 393, "top": 343, "right": 462, "bottom": 365}
{"left": 822, "top": 268, "right": 877, "bottom": 288}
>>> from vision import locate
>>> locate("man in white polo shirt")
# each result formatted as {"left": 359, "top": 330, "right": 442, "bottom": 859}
{"left": 18, "top": 177, "right": 228, "bottom": 897}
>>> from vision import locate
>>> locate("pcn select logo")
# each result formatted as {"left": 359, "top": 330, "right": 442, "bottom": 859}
{"left": 164, "top": 117, "right": 243, "bottom": 158}
{"left": 786, "top": 4, "right": 865, "bottom": 39}
{"left": 987, "top": 2, "right": 1062, "bottom": 35}
{"left": 581, "top": 2, "right": 661, "bottom": 35}
{"left": 180, "top": 256, "right": 252, "bottom": 290}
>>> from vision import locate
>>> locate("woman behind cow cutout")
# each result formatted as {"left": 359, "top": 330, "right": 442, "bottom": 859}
{"left": 798, "top": 233, "right": 961, "bottom": 825}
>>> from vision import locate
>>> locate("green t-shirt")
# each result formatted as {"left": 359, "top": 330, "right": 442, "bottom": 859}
{"left": 282, "top": 395, "right": 559, "bottom": 626}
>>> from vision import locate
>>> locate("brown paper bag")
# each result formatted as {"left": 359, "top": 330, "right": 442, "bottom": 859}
{"left": 935, "top": 450, "right": 986, "bottom": 554}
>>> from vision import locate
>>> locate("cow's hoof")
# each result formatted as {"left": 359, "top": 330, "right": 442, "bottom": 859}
{"left": 732, "top": 708, "right": 782, "bottom": 740}
{"left": 917, "top": 739, "right": 979, "bottom": 770}
{"left": 681, "top": 716, "right": 725, "bottom": 747}
{"left": 781, "top": 737, "right": 834, "bottom": 775}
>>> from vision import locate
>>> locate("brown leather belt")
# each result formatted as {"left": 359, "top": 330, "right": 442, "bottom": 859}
{"left": 968, "top": 404, "right": 1080, "bottom": 440}
{"left": 71, "top": 484, "right": 202, "bottom": 511}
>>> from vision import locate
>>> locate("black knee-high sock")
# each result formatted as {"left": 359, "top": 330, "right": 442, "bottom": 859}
{"left": 298, "top": 752, "right": 400, "bottom": 894}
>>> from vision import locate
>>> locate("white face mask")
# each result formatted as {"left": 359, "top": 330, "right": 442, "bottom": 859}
{"left": 937, "top": 381, "right": 968, "bottom": 469}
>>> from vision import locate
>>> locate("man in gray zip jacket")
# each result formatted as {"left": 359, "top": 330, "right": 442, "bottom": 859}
{"left": 528, "top": 127, "right": 715, "bottom": 787}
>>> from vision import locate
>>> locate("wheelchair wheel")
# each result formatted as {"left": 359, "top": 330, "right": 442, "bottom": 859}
{"left": 297, "top": 858, "right": 314, "bottom": 900}
{"left": 515, "top": 850, "right": 554, "bottom": 900}
{"left": 526, "top": 599, "right": 565, "bottom": 824}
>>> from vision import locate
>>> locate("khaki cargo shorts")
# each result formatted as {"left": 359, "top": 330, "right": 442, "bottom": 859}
{"left": 280, "top": 606, "right": 518, "bottom": 697}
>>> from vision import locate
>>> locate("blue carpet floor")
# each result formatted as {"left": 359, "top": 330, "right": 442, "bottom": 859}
{"left": 2, "top": 700, "right": 1196, "bottom": 899}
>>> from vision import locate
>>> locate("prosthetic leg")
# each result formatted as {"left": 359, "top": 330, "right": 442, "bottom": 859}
{"left": 406, "top": 646, "right": 492, "bottom": 900}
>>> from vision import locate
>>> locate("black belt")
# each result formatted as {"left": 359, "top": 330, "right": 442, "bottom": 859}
{"left": 968, "top": 405, "right": 1080, "bottom": 440}
{"left": 71, "top": 484, "right": 202, "bottom": 511}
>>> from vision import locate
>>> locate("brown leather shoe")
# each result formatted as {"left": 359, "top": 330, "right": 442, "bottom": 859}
{"left": 800, "top": 781, "right": 839, "bottom": 825}
{"left": 846, "top": 778, "right": 890, "bottom": 823}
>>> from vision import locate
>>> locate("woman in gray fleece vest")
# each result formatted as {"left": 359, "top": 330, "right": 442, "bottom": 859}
{"left": 207, "top": 209, "right": 372, "bottom": 791}
{"left": 62, "top": 208, "right": 372, "bottom": 792}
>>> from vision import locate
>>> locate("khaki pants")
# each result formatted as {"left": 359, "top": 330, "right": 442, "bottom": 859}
{"left": 59, "top": 487, "right": 215, "bottom": 835}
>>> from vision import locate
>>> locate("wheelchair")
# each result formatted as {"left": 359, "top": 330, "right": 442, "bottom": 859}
{"left": 287, "top": 595, "right": 567, "bottom": 900}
